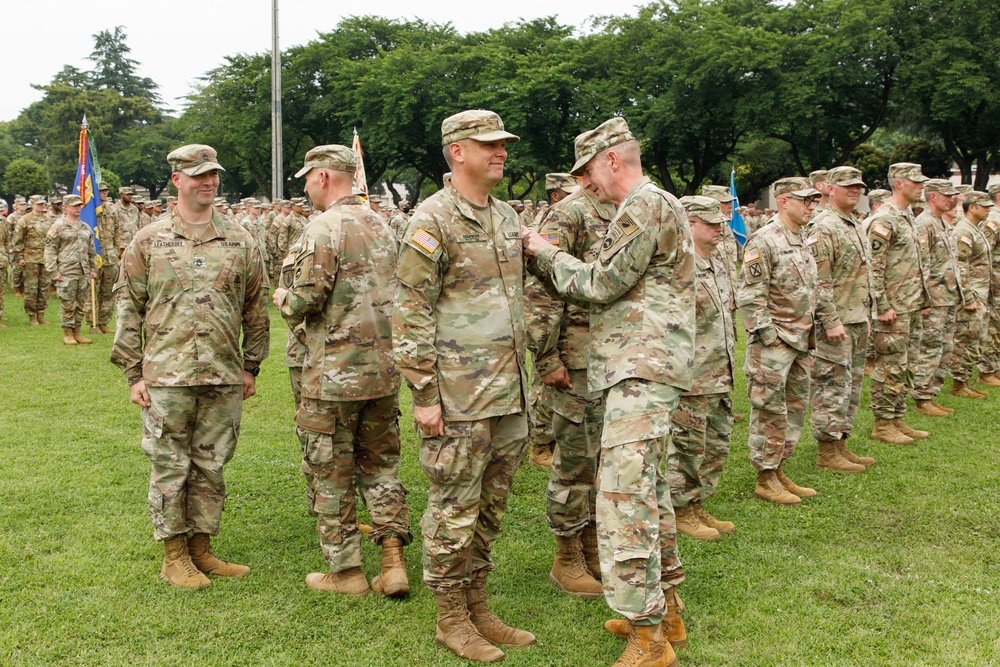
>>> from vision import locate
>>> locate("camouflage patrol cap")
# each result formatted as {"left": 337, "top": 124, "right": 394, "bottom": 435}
{"left": 13, "top": 196, "right": 26, "bottom": 204}
{"left": 772, "top": 177, "right": 819, "bottom": 198}
{"left": 98, "top": 182, "right": 110, "bottom": 191}
{"left": 441, "top": 109, "right": 519, "bottom": 146}
{"left": 245, "top": 198, "right": 259, "bottom": 206}
{"left": 29, "top": 195, "right": 46, "bottom": 205}
{"left": 62, "top": 194, "right": 83, "bottom": 206}
{"left": 679, "top": 195, "right": 727, "bottom": 224}
{"left": 700, "top": 184, "right": 737, "bottom": 203}
{"left": 167, "top": 144, "right": 225, "bottom": 176}
{"left": 888, "top": 162, "right": 928, "bottom": 183}
{"left": 923, "top": 179, "right": 959, "bottom": 196}
{"left": 809, "top": 170, "right": 829, "bottom": 186}
{"left": 50, "top": 196, "right": 63, "bottom": 204}
{"left": 149, "top": 199, "right": 163, "bottom": 206}
{"left": 867, "top": 188, "right": 891, "bottom": 203}
{"left": 571, "top": 117, "right": 636, "bottom": 175}
{"left": 545, "top": 173, "right": 579, "bottom": 193}
{"left": 291, "top": 197, "right": 306, "bottom": 206}
{"left": 294, "top": 144, "right": 356, "bottom": 178}
{"left": 165, "top": 195, "right": 178, "bottom": 203}
{"left": 955, "top": 184, "right": 974, "bottom": 195}
{"left": 965, "top": 191, "right": 994, "bottom": 207}
{"left": 213, "top": 197, "right": 226, "bottom": 205}
{"left": 988, "top": 183, "right": 1000, "bottom": 197}
{"left": 119, "top": 187, "right": 135, "bottom": 195}
{"left": 826, "top": 166, "right": 866, "bottom": 187}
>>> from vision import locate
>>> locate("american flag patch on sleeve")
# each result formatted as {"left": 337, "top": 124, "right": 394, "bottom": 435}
{"left": 412, "top": 228, "right": 440, "bottom": 254}
{"left": 542, "top": 232, "right": 560, "bottom": 245}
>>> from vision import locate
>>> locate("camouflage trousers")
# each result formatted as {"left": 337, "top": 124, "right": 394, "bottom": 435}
{"left": 910, "top": 305, "right": 959, "bottom": 400}
{"left": 745, "top": 339, "right": 811, "bottom": 471}
{"left": 296, "top": 394, "right": 412, "bottom": 572}
{"left": 419, "top": 412, "right": 528, "bottom": 591}
{"left": 951, "top": 303, "right": 987, "bottom": 383}
{"left": 811, "top": 322, "right": 868, "bottom": 441}
{"left": 871, "top": 310, "right": 922, "bottom": 420}
{"left": 0, "top": 266, "right": 6, "bottom": 318}
{"left": 598, "top": 378, "right": 684, "bottom": 626}
{"left": 545, "top": 369, "right": 604, "bottom": 536}
{"left": 529, "top": 369, "right": 555, "bottom": 449}
{"left": 89, "top": 263, "right": 117, "bottom": 326}
{"left": 667, "top": 393, "right": 734, "bottom": 508}
{"left": 141, "top": 384, "right": 242, "bottom": 541}
{"left": 978, "top": 300, "right": 1000, "bottom": 375}
{"left": 12, "top": 259, "right": 23, "bottom": 292}
{"left": 22, "top": 262, "right": 50, "bottom": 316}
{"left": 55, "top": 275, "right": 90, "bottom": 328}
{"left": 289, "top": 366, "right": 303, "bottom": 409}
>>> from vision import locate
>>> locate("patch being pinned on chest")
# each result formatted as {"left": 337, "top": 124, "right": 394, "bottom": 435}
{"left": 411, "top": 228, "right": 440, "bottom": 254}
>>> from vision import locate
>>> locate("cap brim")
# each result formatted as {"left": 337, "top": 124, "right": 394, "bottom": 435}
{"left": 836, "top": 179, "right": 866, "bottom": 187}
{"left": 181, "top": 162, "right": 225, "bottom": 176}
{"left": 910, "top": 175, "right": 929, "bottom": 182}
{"left": 570, "top": 151, "right": 596, "bottom": 176}
{"left": 470, "top": 130, "right": 520, "bottom": 144}
{"left": 789, "top": 187, "right": 821, "bottom": 198}
{"left": 702, "top": 213, "right": 728, "bottom": 224}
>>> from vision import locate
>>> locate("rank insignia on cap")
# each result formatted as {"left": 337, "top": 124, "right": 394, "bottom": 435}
{"left": 872, "top": 224, "right": 891, "bottom": 239}
{"left": 744, "top": 248, "right": 759, "bottom": 262}
{"left": 412, "top": 228, "right": 440, "bottom": 254}
{"left": 961, "top": 235, "right": 973, "bottom": 247}
{"left": 541, "top": 232, "right": 560, "bottom": 245}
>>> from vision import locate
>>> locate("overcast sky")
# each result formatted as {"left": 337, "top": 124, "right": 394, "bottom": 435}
{"left": 2, "top": 0, "right": 636, "bottom": 122}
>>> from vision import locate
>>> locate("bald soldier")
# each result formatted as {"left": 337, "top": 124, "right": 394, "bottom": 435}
{"left": 525, "top": 171, "right": 615, "bottom": 599}
{"left": 394, "top": 110, "right": 534, "bottom": 663}
{"left": 111, "top": 144, "right": 270, "bottom": 589}
{"left": 524, "top": 117, "right": 694, "bottom": 667}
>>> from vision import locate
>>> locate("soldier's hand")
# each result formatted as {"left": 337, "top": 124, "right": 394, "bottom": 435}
{"left": 878, "top": 308, "right": 896, "bottom": 324}
{"left": 90, "top": 271, "right": 96, "bottom": 279}
{"left": 53, "top": 274, "right": 62, "bottom": 283}
{"left": 521, "top": 226, "right": 549, "bottom": 258}
{"left": 541, "top": 366, "right": 573, "bottom": 390}
{"left": 130, "top": 380, "right": 151, "bottom": 408}
{"left": 272, "top": 288, "right": 287, "bottom": 308}
{"left": 414, "top": 403, "right": 445, "bottom": 437}
{"left": 243, "top": 372, "right": 257, "bottom": 399}
{"left": 18, "top": 258, "right": 24, "bottom": 266}
{"left": 826, "top": 324, "right": 847, "bottom": 343}
{"left": 965, "top": 301, "right": 979, "bottom": 312}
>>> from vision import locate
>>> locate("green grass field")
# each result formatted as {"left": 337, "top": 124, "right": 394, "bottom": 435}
{"left": 1, "top": 296, "right": 998, "bottom": 666}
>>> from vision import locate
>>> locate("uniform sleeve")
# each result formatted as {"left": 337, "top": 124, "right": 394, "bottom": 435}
{"left": 811, "top": 225, "right": 842, "bottom": 331}
{"left": 240, "top": 236, "right": 271, "bottom": 369}
{"left": 12, "top": 220, "right": 25, "bottom": 255}
{"left": 954, "top": 226, "right": 973, "bottom": 294}
{"left": 525, "top": 206, "right": 577, "bottom": 377}
{"left": 110, "top": 240, "right": 149, "bottom": 384}
{"left": 735, "top": 238, "right": 777, "bottom": 344}
{"left": 867, "top": 215, "right": 894, "bottom": 314}
{"left": 278, "top": 221, "right": 338, "bottom": 327}
{"left": 392, "top": 214, "right": 445, "bottom": 407}
{"left": 43, "top": 226, "right": 59, "bottom": 275}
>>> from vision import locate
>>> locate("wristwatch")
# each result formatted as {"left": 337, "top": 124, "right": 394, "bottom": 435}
{"left": 244, "top": 366, "right": 260, "bottom": 377}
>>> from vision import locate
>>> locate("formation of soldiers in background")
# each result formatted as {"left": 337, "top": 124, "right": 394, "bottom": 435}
{"left": 2, "top": 113, "right": 1000, "bottom": 667}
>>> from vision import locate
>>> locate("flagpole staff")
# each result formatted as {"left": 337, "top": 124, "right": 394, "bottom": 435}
{"left": 91, "top": 278, "right": 97, "bottom": 328}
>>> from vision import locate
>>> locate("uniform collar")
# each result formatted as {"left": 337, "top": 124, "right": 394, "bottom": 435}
{"left": 169, "top": 209, "right": 229, "bottom": 242}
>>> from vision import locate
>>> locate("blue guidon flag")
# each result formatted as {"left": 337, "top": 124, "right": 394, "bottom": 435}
{"left": 729, "top": 167, "right": 747, "bottom": 246}
{"left": 73, "top": 115, "right": 104, "bottom": 268}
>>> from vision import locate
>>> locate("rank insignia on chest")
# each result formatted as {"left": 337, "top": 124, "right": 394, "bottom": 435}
{"left": 194, "top": 258, "right": 205, "bottom": 268}
{"left": 411, "top": 228, "right": 440, "bottom": 254}
{"left": 541, "top": 232, "right": 560, "bottom": 245}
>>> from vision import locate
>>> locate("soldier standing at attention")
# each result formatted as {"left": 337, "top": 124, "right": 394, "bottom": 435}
{"left": 14, "top": 195, "right": 54, "bottom": 326}
{"left": 111, "top": 144, "right": 270, "bottom": 589}
{"left": 523, "top": 117, "right": 694, "bottom": 667}
{"left": 90, "top": 182, "right": 123, "bottom": 334}
{"left": 808, "top": 170, "right": 831, "bottom": 224}
{"left": 274, "top": 145, "right": 412, "bottom": 598}
{"left": 910, "top": 180, "right": 963, "bottom": 415}
{"left": 389, "top": 199, "right": 412, "bottom": 242}
{"left": 394, "top": 110, "right": 534, "bottom": 663}
{"left": 0, "top": 202, "right": 9, "bottom": 328}
{"left": 666, "top": 196, "right": 737, "bottom": 541}
{"left": 738, "top": 178, "right": 820, "bottom": 503}
{"left": 867, "top": 163, "right": 931, "bottom": 445}
{"left": 808, "top": 167, "right": 878, "bottom": 469}
{"left": 44, "top": 194, "right": 97, "bottom": 345}
{"left": 9, "top": 197, "right": 28, "bottom": 297}
{"left": 949, "top": 191, "right": 994, "bottom": 397}
{"left": 976, "top": 184, "right": 1000, "bottom": 387}
{"left": 525, "top": 172, "right": 614, "bottom": 599}
{"left": 113, "top": 186, "right": 140, "bottom": 248}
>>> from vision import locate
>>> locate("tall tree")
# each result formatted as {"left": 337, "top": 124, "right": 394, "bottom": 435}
{"left": 88, "top": 27, "right": 162, "bottom": 105}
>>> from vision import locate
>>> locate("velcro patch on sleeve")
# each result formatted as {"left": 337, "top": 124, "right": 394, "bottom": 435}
{"left": 806, "top": 234, "right": 818, "bottom": 245}
{"left": 541, "top": 232, "right": 560, "bottom": 245}
{"left": 961, "top": 235, "right": 974, "bottom": 247}
{"left": 744, "top": 248, "right": 760, "bottom": 262}
{"left": 411, "top": 228, "right": 440, "bottom": 254}
{"left": 987, "top": 221, "right": 998, "bottom": 232}
{"left": 872, "top": 224, "right": 891, "bottom": 239}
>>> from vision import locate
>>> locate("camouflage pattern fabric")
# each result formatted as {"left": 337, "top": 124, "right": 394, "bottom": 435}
{"left": 871, "top": 310, "right": 922, "bottom": 419}
{"left": 951, "top": 217, "right": 992, "bottom": 382}
{"left": 54, "top": 275, "right": 90, "bottom": 328}
{"left": 13, "top": 212, "right": 52, "bottom": 264}
{"left": 21, "top": 263, "right": 51, "bottom": 317}
{"left": 910, "top": 305, "right": 959, "bottom": 400}
{"left": 978, "top": 210, "right": 1000, "bottom": 374}
{"left": 811, "top": 322, "right": 868, "bottom": 440}
{"left": 44, "top": 217, "right": 97, "bottom": 278}
{"left": 528, "top": 373, "right": 555, "bottom": 452}
{"left": 389, "top": 211, "right": 410, "bottom": 243}
{"left": 296, "top": 395, "right": 412, "bottom": 571}
{"left": 141, "top": 384, "right": 242, "bottom": 540}
{"left": 744, "top": 340, "right": 811, "bottom": 471}
{"left": 277, "top": 212, "right": 308, "bottom": 264}
{"left": 112, "top": 201, "right": 139, "bottom": 247}
{"left": 667, "top": 393, "right": 733, "bottom": 507}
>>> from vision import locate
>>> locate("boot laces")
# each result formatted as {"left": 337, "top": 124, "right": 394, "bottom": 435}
{"left": 617, "top": 630, "right": 647, "bottom": 664}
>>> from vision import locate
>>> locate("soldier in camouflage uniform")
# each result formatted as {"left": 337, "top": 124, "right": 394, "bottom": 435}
{"left": 738, "top": 178, "right": 821, "bottom": 504}
{"left": 668, "top": 196, "right": 736, "bottom": 541}
{"left": 274, "top": 145, "right": 412, "bottom": 598}
{"left": 13, "top": 195, "right": 54, "bottom": 325}
{"left": 113, "top": 186, "right": 141, "bottom": 248}
{"left": 89, "top": 183, "right": 124, "bottom": 334}
{"left": 977, "top": 185, "right": 1000, "bottom": 387}
{"left": 389, "top": 199, "right": 411, "bottom": 242}
{"left": 525, "top": 173, "right": 614, "bottom": 600}
{"left": 812, "top": 166, "right": 875, "bottom": 470}
{"left": 949, "top": 191, "right": 993, "bottom": 397}
{"left": 0, "top": 203, "right": 8, "bottom": 328}
{"left": 868, "top": 163, "right": 931, "bottom": 445}
{"left": 524, "top": 117, "right": 694, "bottom": 667}
{"left": 277, "top": 198, "right": 308, "bottom": 263}
{"left": 394, "top": 110, "right": 533, "bottom": 663}
{"left": 44, "top": 194, "right": 98, "bottom": 344}
{"left": 267, "top": 200, "right": 290, "bottom": 282}
{"left": 808, "top": 170, "right": 831, "bottom": 224}
{"left": 910, "top": 180, "right": 963, "bottom": 415}
{"left": 9, "top": 197, "right": 28, "bottom": 297}
{"left": 110, "top": 144, "right": 270, "bottom": 590}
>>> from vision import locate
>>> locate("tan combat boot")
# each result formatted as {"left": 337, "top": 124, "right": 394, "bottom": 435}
{"left": 977, "top": 372, "right": 1000, "bottom": 387}
{"left": 580, "top": 521, "right": 601, "bottom": 580}
{"left": 951, "top": 380, "right": 985, "bottom": 399}
{"left": 693, "top": 502, "right": 735, "bottom": 534}
{"left": 371, "top": 535, "right": 409, "bottom": 598}
{"left": 306, "top": 567, "right": 369, "bottom": 595}
{"left": 816, "top": 439, "right": 865, "bottom": 472}
{"left": 754, "top": 469, "right": 802, "bottom": 505}
{"left": 188, "top": 533, "right": 250, "bottom": 577}
{"left": 915, "top": 399, "right": 950, "bottom": 417}
{"left": 62, "top": 327, "right": 77, "bottom": 345}
{"left": 528, "top": 441, "right": 554, "bottom": 468}
{"left": 98, "top": 323, "right": 115, "bottom": 334}
{"left": 358, "top": 521, "right": 373, "bottom": 534}
{"left": 894, "top": 419, "right": 929, "bottom": 440}
{"left": 466, "top": 570, "right": 536, "bottom": 647}
{"left": 870, "top": 418, "right": 914, "bottom": 445}
{"left": 29, "top": 314, "right": 39, "bottom": 326}
{"left": 72, "top": 327, "right": 92, "bottom": 344}
{"left": 930, "top": 400, "right": 954, "bottom": 414}
{"left": 36, "top": 313, "right": 49, "bottom": 325}
{"left": 159, "top": 535, "right": 211, "bottom": 589}
{"left": 605, "top": 590, "right": 687, "bottom": 650}
{"left": 837, "top": 437, "right": 875, "bottom": 466}
{"left": 775, "top": 464, "right": 817, "bottom": 498}
{"left": 674, "top": 504, "right": 720, "bottom": 541}
{"left": 550, "top": 534, "right": 604, "bottom": 599}
{"left": 434, "top": 588, "right": 505, "bottom": 663}
{"left": 613, "top": 622, "right": 678, "bottom": 667}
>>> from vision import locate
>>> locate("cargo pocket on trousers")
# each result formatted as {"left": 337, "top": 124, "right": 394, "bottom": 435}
{"left": 747, "top": 366, "right": 784, "bottom": 412}
{"left": 313, "top": 492, "right": 341, "bottom": 530}
{"left": 141, "top": 407, "right": 164, "bottom": 439}
{"left": 419, "top": 421, "right": 473, "bottom": 486}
